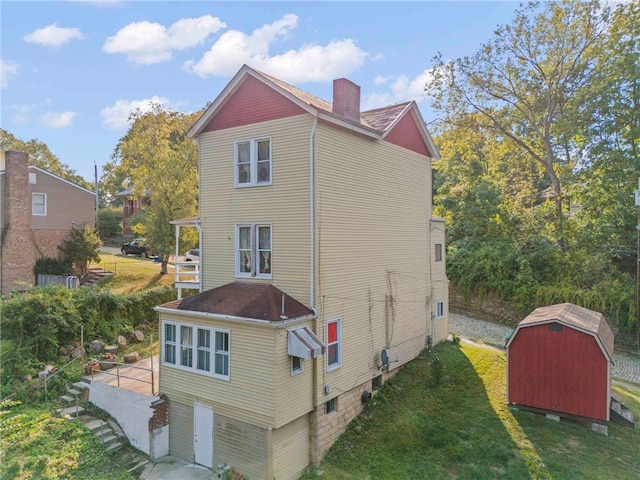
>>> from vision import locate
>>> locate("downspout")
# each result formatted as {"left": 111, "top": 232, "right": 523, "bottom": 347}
{"left": 310, "top": 114, "right": 318, "bottom": 312}
{"left": 310, "top": 116, "right": 319, "bottom": 390}
{"left": 197, "top": 220, "right": 203, "bottom": 293}
{"left": 309, "top": 114, "right": 321, "bottom": 466}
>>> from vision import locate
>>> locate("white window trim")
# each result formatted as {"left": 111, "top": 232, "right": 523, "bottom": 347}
{"left": 326, "top": 318, "right": 342, "bottom": 372}
{"left": 435, "top": 243, "right": 443, "bottom": 262}
{"left": 234, "top": 137, "right": 272, "bottom": 187}
{"left": 32, "top": 192, "right": 47, "bottom": 216}
{"left": 437, "top": 301, "right": 445, "bottom": 319}
{"left": 162, "top": 321, "right": 230, "bottom": 381}
{"left": 235, "top": 223, "right": 272, "bottom": 279}
{"left": 291, "top": 356, "right": 304, "bottom": 376}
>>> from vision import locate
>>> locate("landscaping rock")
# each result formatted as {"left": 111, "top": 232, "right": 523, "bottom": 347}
{"left": 117, "top": 335, "right": 128, "bottom": 349}
{"left": 132, "top": 330, "right": 145, "bottom": 342}
{"left": 71, "top": 345, "right": 85, "bottom": 358}
{"left": 89, "top": 340, "right": 105, "bottom": 354}
{"left": 124, "top": 352, "right": 140, "bottom": 364}
{"left": 59, "top": 346, "right": 70, "bottom": 357}
{"left": 105, "top": 345, "right": 118, "bottom": 355}
{"left": 38, "top": 365, "right": 55, "bottom": 379}
{"left": 85, "top": 360, "right": 100, "bottom": 375}
{"left": 100, "top": 352, "right": 118, "bottom": 370}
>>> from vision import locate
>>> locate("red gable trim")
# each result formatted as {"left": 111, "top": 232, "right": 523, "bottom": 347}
{"left": 202, "top": 75, "right": 306, "bottom": 132}
{"left": 384, "top": 110, "right": 430, "bottom": 157}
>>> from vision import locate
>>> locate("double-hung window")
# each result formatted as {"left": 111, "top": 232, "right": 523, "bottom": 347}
{"left": 162, "top": 321, "right": 230, "bottom": 380}
{"left": 236, "top": 224, "right": 272, "bottom": 278}
{"left": 327, "top": 318, "right": 342, "bottom": 371}
{"left": 235, "top": 137, "right": 271, "bottom": 186}
{"left": 32, "top": 193, "right": 47, "bottom": 216}
{"left": 437, "top": 301, "right": 445, "bottom": 319}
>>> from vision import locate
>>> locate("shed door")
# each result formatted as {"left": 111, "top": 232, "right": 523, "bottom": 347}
{"left": 194, "top": 402, "right": 214, "bottom": 468}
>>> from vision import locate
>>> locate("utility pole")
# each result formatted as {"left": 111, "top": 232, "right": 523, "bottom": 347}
{"left": 635, "top": 178, "right": 640, "bottom": 351}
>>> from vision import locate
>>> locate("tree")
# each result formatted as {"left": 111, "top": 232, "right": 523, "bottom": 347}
{"left": 426, "top": 0, "right": 610, "bottom": 248}
{"left": 58, "top": 225, "right": 102, "bottom": 278}
{"left": 568, "top": 1, "right": 640, "bottom": 271}
{"left": 110, "top": 104, "right": 200, "bottom": 273}
{"left": 0, "top": 129, "right": 92, "bottom": 189}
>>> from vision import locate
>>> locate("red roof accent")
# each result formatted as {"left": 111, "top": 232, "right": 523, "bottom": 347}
{"left": 160, "top": 282, "right": 314, "bottom": 322}
{"left": 202, "top": 75, "right": 306, "bottom": 132}
{"left": 383, "top": 108, "right": 431, "bottom": 157}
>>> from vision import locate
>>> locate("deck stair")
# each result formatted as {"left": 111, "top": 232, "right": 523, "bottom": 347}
{"left": 610, "top": 397, "right": 635, "bottom": 428}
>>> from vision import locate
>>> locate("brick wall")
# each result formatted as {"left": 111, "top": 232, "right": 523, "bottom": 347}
{"left": 149, "top": 396, "right": 169, "bottom": 432}
{"left": 32, "top": 229, "right": 70, "bottom": 259}
{"left": 1, "top": 151, "right": 36, "bottom": 292}
{"left": 309, "top": 369, "right": 397, "bottom": 464}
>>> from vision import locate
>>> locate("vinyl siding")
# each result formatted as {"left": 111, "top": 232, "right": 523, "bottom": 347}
{"left": 272, "top": 414, "right": 310, "bottom": 480}
{"left": 215, "top": 414, "right": 268, "bottom": 479}
{"left": 314, "top": 121, "right": 436, "bottom": 401}
{"left": 273, "top": 323, "right": 316, "bottom": 426}
{"left": 158, "top": 311, "right": 277, "bottom": 427}
{"left": 168, "top": 400, "right": 195, "bottom": 461}
{"left": 198, "top": 114, "right": 314, "bottom": 306}
{"left": 28, "top": 169, "right": 95, "bottom": 230}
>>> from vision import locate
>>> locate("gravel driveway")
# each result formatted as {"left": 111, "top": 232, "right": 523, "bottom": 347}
{"left": 449, "top": 312, "right": 640, "bottom": 385}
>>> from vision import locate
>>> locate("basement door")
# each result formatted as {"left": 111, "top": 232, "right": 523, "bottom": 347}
{"left": 194, "top": 402, "right": 214, "bottom": 468}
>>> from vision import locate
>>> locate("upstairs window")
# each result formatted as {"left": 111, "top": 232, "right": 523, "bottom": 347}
{"left": 235, "top": 137, "right": 271, "bottom": 186}
{"left": 435, "top": 243, "right": 443, "bottom": 262}
{"left": 32, "top": 193, "right": 47, "bottom": 216}
{"left": 236, "top": 224, "right": 272, "bottom": 278}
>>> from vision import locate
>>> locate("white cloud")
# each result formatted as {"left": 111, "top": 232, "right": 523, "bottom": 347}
{"left": 24, "top": 24, "right": 84, "bottom": 47}
{"left": 103, "top": 15, "right": 226, "bottom": 65}
{"left": 100, "top": 96, "right": 171, "bottom": 130}
{"left": 1, "top": 60, "right": 19, "bottom": 88}
{"left": 362, "top": 69, "right": 434, "bottom": 110}
{"left": 40, "top": 111, "right": 77, "bottom": 128}
{"left": 184, "top": 14, "right": 368, "bottom": 83}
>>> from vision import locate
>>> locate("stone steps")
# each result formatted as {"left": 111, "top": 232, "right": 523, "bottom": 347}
{"left": 56, "top": 380, "right": 149, "bottom": 472}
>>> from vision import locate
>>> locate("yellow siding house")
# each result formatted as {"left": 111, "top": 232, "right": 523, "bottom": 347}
{"left": 155, "top": 65, "right": 448, "bottom": 479}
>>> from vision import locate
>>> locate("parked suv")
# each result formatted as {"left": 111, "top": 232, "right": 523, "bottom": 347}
{"left": 184, "top": 248, "right": 199, "bottom": 262}
{"left": 121, "top": 238, "right": 151, "bottom": 258}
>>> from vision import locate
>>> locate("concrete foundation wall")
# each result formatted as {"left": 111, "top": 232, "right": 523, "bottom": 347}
{"left": 86, "top": 381, "right": 167, "bottom": 458}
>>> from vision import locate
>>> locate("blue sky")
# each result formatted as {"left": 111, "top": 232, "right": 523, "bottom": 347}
{"left": 2, "top": 1, "right": 520, "bottom": 182}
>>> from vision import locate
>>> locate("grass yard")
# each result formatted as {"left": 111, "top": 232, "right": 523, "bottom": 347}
{"left": 303, "top": 342, "right": 640, "bottom": 480}
{"left": 95, "top": 253, "right": 174, "bottom": 295}
{"left": 0, "top": 401, "right": 135, "bottom": 480}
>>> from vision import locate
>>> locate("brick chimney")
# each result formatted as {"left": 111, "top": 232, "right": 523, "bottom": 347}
{"left": 332, "top": 78, "right": 361, "bottom": 123}
{"left": 2, "top": 150, "right": 34, "bottom": 292}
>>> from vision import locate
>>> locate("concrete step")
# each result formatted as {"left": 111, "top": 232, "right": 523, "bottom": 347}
{"left": 72, "top": 381, "right": 90, "bottom": 389}
{"left": 60, "top": 395, "right": 77, "bottom": 404}
{"left": 57, "top": 406, "right": 85, "bottom": 418}
{"left": 104, "top": 441, "right": 123, "bottom": 453}
{"left": 99, "top": 434, "right": 119, "bottom": 446}
{"left": 84, "top": 419, "right": 108, "bottom": 432}
{"left": 66, "top": 388, "right": 82, "bottom": 397}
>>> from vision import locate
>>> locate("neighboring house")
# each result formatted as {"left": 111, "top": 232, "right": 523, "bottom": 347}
{"left": 114, "top": 187, "right": 150, "bottom": 235}
{"left": 154, "top": 65, "right": 449, "bottom": 479}
{"left": 0, "top": 150, "right": 96, "bottom": 293}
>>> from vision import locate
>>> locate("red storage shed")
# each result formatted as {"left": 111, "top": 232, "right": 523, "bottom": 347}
{"left": 506, "top": 303, "right": 614, "bottom": 422}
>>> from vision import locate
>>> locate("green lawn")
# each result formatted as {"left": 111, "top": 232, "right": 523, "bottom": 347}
{"left": 0, "top": 401, "right": 135, "bottom": 480}
{"left": 302, "top": 342, "right": 640, "bottom": 480}
{"left": 94, "top": 253, "right": 174, "bottom": 295}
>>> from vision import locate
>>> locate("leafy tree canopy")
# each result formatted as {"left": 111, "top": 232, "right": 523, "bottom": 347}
{"left": 110, "top": 104, "right": 201, "bottom": 272}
